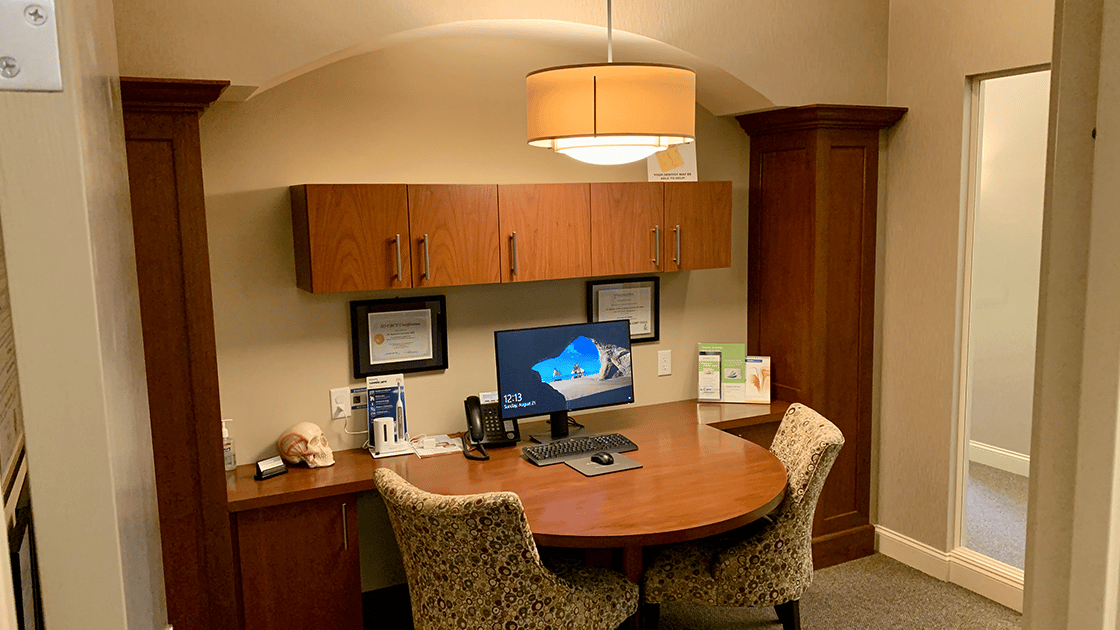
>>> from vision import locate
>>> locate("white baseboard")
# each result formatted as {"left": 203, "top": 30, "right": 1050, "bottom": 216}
{"left": 875, "top": 526, "right": 1023, "bottom": 612}
{"left": 969, "top": 440, "right": 1030, "bottom": 477}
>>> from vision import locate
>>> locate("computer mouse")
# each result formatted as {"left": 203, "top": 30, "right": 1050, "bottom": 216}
{"left": 591, "top": 451, "right": 614, "bottom": 466}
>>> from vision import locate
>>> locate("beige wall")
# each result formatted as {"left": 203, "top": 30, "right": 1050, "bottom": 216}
{"left": 113, "top": 0, "right": 889, "bottom": 109}
{"left": 966, "top": 70, "right": 1049, "bottom": 456}
{"left": 200, "top": 35, "right": 754, "bottom": 589}
{"left": 200, "top": 36, "right": 752, "bottom": 463}
{"left": 880, "top": 0, "right": 1054, "bottom": 549}
{"left": 0, "top": 0, "right": 165, "bottom": 626}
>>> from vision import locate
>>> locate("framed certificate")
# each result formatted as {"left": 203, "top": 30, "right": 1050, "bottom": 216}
{"left": 350, "top": 295, "right": 448, "bottom": 378}
{"left": 586, "top": 277, "right": 660, "bottom": 343}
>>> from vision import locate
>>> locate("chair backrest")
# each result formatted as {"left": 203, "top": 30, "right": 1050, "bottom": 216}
{"left": 769, "top": 403, "right": 845, "bottom": 523}
{"left": 373, "top": 468, "right": 548, "bottom": 628}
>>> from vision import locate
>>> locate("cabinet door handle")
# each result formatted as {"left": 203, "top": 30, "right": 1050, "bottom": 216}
{"left": 673, "top": 225, "right": 681, "bottom": 265}
{"left": 422, "top": 233, "right": 431, "bottom": 279}
{"left": 342, "top": 502, "right": 348, "bottom": 551}
{"left": 394, "top": 234, "right": 402, "bottom": 280}
{"left": 511, "top": 231, "right": 519, "bottom": 276}
{"left": 652, "top": 225, "right": 661, "bottom": 267}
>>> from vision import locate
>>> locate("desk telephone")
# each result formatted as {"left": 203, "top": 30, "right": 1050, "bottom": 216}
{"left": 462, "top": 395, "right": 520, "bottom": 461}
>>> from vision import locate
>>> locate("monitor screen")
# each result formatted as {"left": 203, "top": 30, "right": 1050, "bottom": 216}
{"left": 494, "top": 320, "right": 634, "bottom": 436}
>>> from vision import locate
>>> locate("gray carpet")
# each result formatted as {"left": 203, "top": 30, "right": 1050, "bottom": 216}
{"left": 658, "top": 553, "right": 1021, "bottom": 629}
{"left": 964, "top": 462, "right": 1028, "bottom": 570}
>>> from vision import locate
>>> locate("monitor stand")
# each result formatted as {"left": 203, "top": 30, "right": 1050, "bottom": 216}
{"left": 528, "top": 411, "right": 591, "bottom": 444}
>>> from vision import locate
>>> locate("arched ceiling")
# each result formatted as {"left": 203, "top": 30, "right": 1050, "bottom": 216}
{"left": 234, "top": 19, "right": 774, "bottom": 117}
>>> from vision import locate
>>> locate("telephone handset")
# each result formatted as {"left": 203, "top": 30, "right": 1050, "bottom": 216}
{"left": 462, "top": 395, "right": 520, "bottom": 461}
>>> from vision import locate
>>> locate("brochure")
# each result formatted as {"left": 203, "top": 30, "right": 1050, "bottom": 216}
{"left": 698, "top": 343, "right": 770, "bottom": 403}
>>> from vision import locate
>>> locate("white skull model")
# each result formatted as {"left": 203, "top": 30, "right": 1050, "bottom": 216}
{"left": 277, "top": 422, "right": 335, "bottom": 468}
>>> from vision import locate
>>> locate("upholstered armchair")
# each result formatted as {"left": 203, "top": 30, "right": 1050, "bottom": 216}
{"left": 374, "top": 468, "right": 639, "bottom": 630}
{"left": 641, "top": 403, "right": 844, "bottom": 630}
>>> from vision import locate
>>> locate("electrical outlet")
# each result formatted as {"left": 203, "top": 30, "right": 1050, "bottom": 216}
{"left": 657, "top": 350, "right": 672, "bottom": 376}
{"left": 329, "top": 387, "right": 351, "bottom": 419}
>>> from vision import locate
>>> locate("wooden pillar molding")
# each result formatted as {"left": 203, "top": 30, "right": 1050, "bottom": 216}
{"left": 736, "top": 104, "right": 907, "bottom": 568}
{"left": 120, "top": 77, "right": 236, "bottom": 630}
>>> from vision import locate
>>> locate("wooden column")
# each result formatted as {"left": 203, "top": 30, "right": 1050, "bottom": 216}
{"left": 120, "top": 77, "right": 236, "bottom": 630}
{"left": 737, "top": 105, "right": 906, "bottom": 568}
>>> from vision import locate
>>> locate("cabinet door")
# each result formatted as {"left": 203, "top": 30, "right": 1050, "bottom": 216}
{"left": 291, "top": 184, "right": 411, "bottom": 293}
{"left": 408, "top": 184, "right": 501, "bottom": 287}
{"left": 590, "top": 182, "right": 665, "bottom": 275}
{"left": 664, "top": 181, "right": 732, "bottom": 270}
{"left": 498, "top": 183, "right": 591, "bottom": 282}
{"left": 237, "top": 494, "right": 361, "bottom": 630}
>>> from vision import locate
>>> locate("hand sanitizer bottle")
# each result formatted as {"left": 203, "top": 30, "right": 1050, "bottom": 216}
{"left": 222, "top": 418, "right": 236, "bottom": 471}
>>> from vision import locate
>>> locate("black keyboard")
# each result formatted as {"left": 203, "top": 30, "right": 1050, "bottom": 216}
{"left": 522, "top": 433, "right": 638, "bottom": 466}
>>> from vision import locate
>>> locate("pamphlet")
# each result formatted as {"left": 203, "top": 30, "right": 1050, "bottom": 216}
{"left": 698, "top": 350, "right": 722, "bottom": 401}
{"left": 698, "top": 344, "right": 769, "bottom": 404}
{"left": 743, "top": 356, "right": 772, "bottom": 404}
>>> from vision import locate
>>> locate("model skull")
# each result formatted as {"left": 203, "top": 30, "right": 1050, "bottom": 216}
{"left": 277, "top": 422, "right": 335, "bottom": 468}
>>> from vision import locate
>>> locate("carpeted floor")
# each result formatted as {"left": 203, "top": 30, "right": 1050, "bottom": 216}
{"left": 658, "top": 553, "right": 1022, "bottom": 629}
{"left": 964, "top": 462, "right": 1028, "bottom": 570}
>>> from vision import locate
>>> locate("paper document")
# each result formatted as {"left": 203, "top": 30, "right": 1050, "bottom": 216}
{"left": 410, "top": 435, "right": 463, "bottom": 458}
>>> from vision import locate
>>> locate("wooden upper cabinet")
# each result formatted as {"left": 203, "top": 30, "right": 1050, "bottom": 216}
{"left": 408, "top": 184, "right": 501, "bottom": 287}
{"left": 590, "top": 182, "right": 664, "bottom": 275}
{"left": 664, "top": 181, "right": 732, "bottom": 270}
{"left": 498, "top": 184, "right": 591, "bottom": 282}
{"left": 291, "top": 184, "right": 411, "bottom": 293}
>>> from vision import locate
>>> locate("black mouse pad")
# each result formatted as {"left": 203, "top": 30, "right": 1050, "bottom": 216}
{"left": 565, "top": 453, "right": 642, "bottom": 477}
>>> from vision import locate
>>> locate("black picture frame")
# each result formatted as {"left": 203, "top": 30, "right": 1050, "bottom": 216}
{"left": 350, "top": 295, "right": 448, "bottom": 378}
{"left": 586, "top": 277, "right": 660, "bottom": 343}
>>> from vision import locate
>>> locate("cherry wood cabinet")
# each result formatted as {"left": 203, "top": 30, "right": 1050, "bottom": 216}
{"left": 121, "top": 77, "right": 238, "bottom": 630}
{"left": 736, "top": 104, "right": 906, "bottom": 569}
{"left": 664, "top": 181, "right": 732, "bottom": 270}
{"left": 498, "top": 183, "right": 591, "bottom": 282}
{"left": 590, "top": 181, "right": 733, "bottom": 275}
{"left": 589, "top": 182, "right": 664, "bottom": 276}
{"left": 235, "top": 493, "right": 361, "bottom": 630}
{"left": 408, "top": 184, "right": 501, "bottom": 287}
{"left": 291, "top": 184, "right": 411, "bottom": 293}
{"left": 290, "top": 181, "right": 732, "bottom": 293}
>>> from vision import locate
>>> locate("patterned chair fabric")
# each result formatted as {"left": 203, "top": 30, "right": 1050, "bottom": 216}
{"left": 642, "top": 403, "right": 845, "bottom": 609}
{"left": 374, "top": 468, "right": 638, "bottom": 630}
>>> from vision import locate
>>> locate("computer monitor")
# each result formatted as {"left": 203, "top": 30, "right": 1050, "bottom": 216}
{"left": 494, "top": 320, "right": 634, "bottom": 441}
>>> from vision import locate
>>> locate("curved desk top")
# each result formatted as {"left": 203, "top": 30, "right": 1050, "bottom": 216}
{"left": 227, "top": 399, "right": 789, "bottom": 549}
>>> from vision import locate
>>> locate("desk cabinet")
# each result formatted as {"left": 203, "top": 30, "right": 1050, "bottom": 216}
{"left": 737, "top": 105, "right": 906, "bottom": 568}
{"left": 235, "top": 494, "right": 361, "bottom": 630}
{"left": 408, "top": 184, "right": 501, "bottom": 287}
{"left": 498, "top": 183, "right": 592, "bottom": 282}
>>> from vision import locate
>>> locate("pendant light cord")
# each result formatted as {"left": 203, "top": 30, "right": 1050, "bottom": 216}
{"left": 606, "top": 0, "right": 613, "bottom": 63}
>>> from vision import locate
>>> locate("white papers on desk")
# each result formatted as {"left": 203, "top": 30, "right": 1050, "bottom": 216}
{"left": 411, "top": 435, "right": 462, "bottom": 458}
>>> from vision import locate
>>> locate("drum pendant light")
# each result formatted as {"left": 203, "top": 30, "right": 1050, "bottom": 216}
{"left": 526, "top": 1, "right": 696, "bottom": 165}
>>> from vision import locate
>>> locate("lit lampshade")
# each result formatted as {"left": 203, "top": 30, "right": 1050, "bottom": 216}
{"left": 526, "top": 62, "right": 696, "bottom": 165}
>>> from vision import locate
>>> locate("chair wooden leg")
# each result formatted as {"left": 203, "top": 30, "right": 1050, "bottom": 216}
{"left": 775, "top": 599, "right": 801, "bottom": 630}
{"left": 638, "top": 602, "right": 660, "bottom": 630}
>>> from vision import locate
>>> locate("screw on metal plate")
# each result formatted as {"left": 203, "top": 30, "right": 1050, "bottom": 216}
{"left": 24, "top": 4, "right": 48, "bottom": 26}
{"left": 0, "top": 58, "right": 19, "bottom": 79}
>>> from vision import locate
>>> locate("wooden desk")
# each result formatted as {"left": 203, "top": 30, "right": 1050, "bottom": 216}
{"left": 227, "top": 399, "right": 789, "bottom": 629}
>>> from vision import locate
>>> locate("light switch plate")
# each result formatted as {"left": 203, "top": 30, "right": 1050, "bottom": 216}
{"left": 330, "top": 387, "right": 351, "bottom": 419}
{"left": 658, "top": 350, "right": 672, "bottom": 376}
{"left": 0, "top": 0, "right": 62, "bottom": 92}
